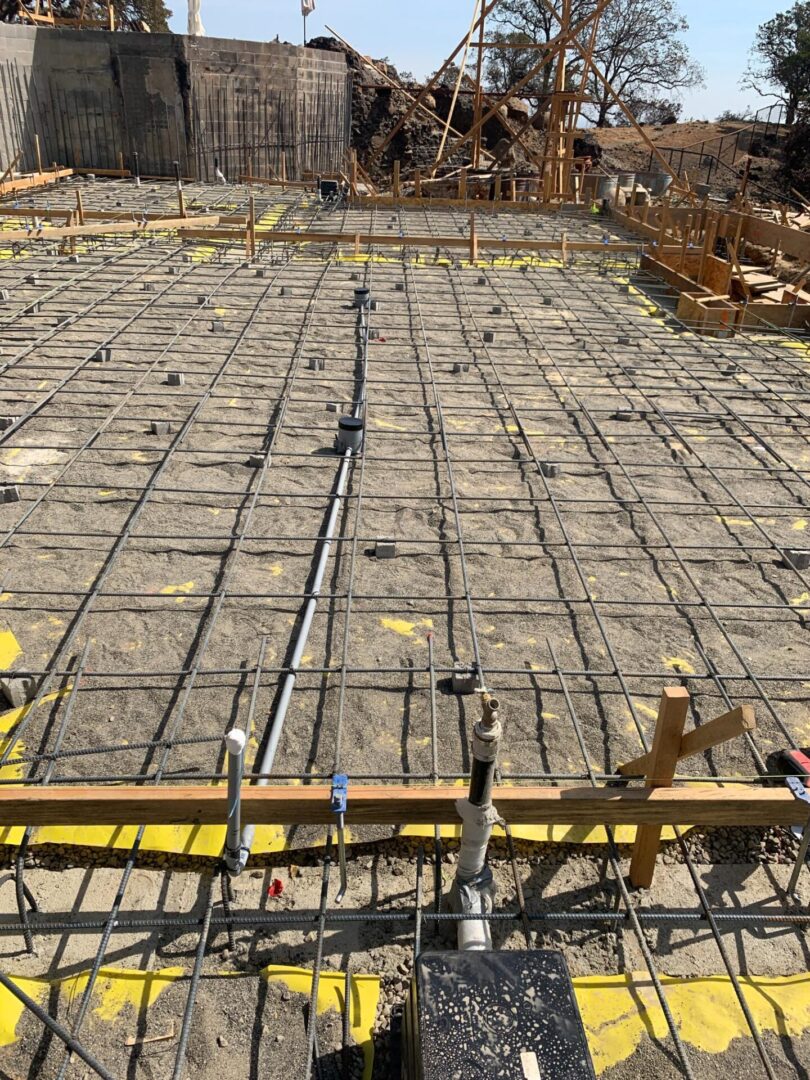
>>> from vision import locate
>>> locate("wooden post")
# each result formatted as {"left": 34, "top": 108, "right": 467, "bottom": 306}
{"left": 458, "top": 166, "right": 467, "bottom": 201}
{"left": 178, "top": 187, "right": 186, "bottom": 219}
{"left": 349, "top": 151, "right": 357, "bottom": 197}
{"left": 678, "top": 213, "right": 692, "bottom": 273}
{"left": 494, "top": 173, "right": 502, "bottom": 202}
{"left": 75, "top": 189, "right": 84, "bottom": 225}
{"left": 472, "top": 0, "right": 486, "bottom": 169}
{"left": 281, "top": 151, "right": 288, "bottom": 191}
{"left": 118, "top": 151, "right": 124, "bottom": 174}
{"left": 509, "top": 175, "right": 517, "bottom": 201}
{"left": 698, "top": 214, "right": 718, "bottom": 286}
{"left": 393, "top": 159, "right": 400, "bottom": 198}
{"left": 414, "top": 169, "right": 422, "bottom": 198}
{"left": 469, "top": 211, "right": 478, "bottom": 264}
{"left": 656, "top": 204, "right": 669, "bottom": 255}
{"left": 561, "top": 230, "right": 568, "bottom": 267}
{"left": 629, "top": 687, "right": 690, "bottom": 888}
{"left": 354, "top": 232, "right": 361, "bottom": 257}
{"left": 34, "top": 133, "right": 42, "bottom": 175}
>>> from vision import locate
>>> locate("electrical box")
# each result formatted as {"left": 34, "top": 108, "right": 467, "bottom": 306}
{"left": 318, "top": 178, "right": 340, "bottom": 200}
{"left": 402, "top": 951, "right": 594, "bottom": 1079}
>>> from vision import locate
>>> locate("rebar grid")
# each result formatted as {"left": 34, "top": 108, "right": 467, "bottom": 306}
{"left": 0, "top": 179, "right": 808, "bottom": 1078}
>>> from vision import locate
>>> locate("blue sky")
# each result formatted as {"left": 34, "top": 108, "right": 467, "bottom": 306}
{"left": 169, "top": 0, "right": 788, "bottom": 121}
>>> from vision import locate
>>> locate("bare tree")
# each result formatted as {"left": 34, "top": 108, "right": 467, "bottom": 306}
{"left": 488, "top": 0, "right": 704, "bottom": 127}
{"left": 742, "top": 2, "right": 810, "bottom": 125}
{"left": 587, "top": 0, "right": 703, "bottom": 126}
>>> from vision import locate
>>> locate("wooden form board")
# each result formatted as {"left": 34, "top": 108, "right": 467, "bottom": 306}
{"left": 0, "top": 167, "right": 73, "bottom": 198}
{"left": 616, "top": 203, "right": 810, "bottom": 266}
{"left": 0, "top": 215, "right": 224, "bottom": 244}
{"left": 0, "top": 784, "right": 803, "bottom": 828}
{"left": 177, "top": 226, "right": 644, "bottom": 256}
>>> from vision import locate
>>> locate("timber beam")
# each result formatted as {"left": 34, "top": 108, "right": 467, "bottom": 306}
{"left": 176, "top": 226, "right": 648, "bottom": 256}
{"left": 0, "top": 214, "right": 224, "bottom": 244}
{"left": 0, "top": 784, "right": 803, "bottom": 828}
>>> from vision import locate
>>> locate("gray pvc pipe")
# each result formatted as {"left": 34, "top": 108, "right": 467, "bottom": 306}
{"left": 239, "top": 306, "right": 368, "bottom": 866}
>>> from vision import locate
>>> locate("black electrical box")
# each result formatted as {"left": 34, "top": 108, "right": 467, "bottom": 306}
{"left": 402, "top": 951, "right": 594, "bottom": 1080}
{"left": 318, "top": 178, "right": 340, "bottom": 199}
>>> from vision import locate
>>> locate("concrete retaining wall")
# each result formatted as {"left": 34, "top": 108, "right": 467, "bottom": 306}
{"left": 0, "top": 25, "right": 351, "bottom": 180}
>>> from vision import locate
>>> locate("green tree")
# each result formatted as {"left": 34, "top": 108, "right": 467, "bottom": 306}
{"left": 1, "top": 0, "right": 170, "bottom": 31}
{"left": 743, "top": 2, "right": 810, "bottom": 125}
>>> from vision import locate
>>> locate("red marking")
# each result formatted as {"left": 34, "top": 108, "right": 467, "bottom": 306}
{"left": 267, "top": 878, "right": 284, "bottom": 897}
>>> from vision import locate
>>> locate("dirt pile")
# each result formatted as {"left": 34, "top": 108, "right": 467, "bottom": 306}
{"left": 591, "top": 119, "right": 787, "bottom": 201}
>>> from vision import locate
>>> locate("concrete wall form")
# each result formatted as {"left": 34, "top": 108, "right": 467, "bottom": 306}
{"left": 0, "top": 24, "right": 352, "bottom": 180}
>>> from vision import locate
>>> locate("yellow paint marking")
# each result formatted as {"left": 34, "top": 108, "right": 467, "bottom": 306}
{"left": 661, "top": 655, "right": 696, "bottom": 674}
{"left": 372, "top": 417, "right": 407, "bottom": 432}
{"left": 379, "top": 617, "right": 432, "bottom": 637}
{"left": 160, "top": 581, "right": 195, "bottom": 605}
{"left": 790, "top": 592, "right": 810, "bottom": 607}
{"left": 0, "top": 629, "right": 20, "bottom": 669}
{"left": 793, "top": 519, "right": 808, "bottom": 531}
{"left": 267, "top": 563, "right": 283, "bottom": 576}
{"left": 97, "top": 489, "right": 115, "bottom": 498}
{"left": 714, "top": 515, "right": 776, "bottom": 527}
{"left": 575, "top": 973, "right": 810, "bottom": 1074}
{"left": 633, "top": 700, "right": 659, "bottom": 721}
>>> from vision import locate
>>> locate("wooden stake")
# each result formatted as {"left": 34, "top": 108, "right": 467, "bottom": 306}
{"left": 178, "top": 187, "right": 186, "bottom": 219}
{"left": 494, "top": 173, "right": 502, "bottom": 202}
{"left": 618, "top": 705, "right": 755, "bottom": 778}
{"left": 469, "top": 211, "right": 478, "bottom": 263}
{"left": 414, "top": 169, "right": 422, "bottom": 198}
{"left": 0, "top": 151, "right": 22, "bottom": 184}
{"left": 34, "top": 133, "right": 42, "bottom": 175}
{"left": 629, "top": 687, "right": 690, "bottom": 888}
{"left": 392, "top": 159, "right": 400, "bottom": 198}
{"left": 75, "top": 189, "right": 84, "bottom": 225}
{"left": 458, "top": 167, "right": 467, "bottom": 201}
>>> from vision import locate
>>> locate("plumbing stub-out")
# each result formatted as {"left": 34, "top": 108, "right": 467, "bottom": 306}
{"left": 336, "top": 416, "right": 364, "bottom": 454}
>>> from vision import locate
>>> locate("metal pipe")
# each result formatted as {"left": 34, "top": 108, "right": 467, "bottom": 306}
{"left": 451, "top": 692, "right": 502, "bottom": 950}
{"left": 239, "top": 288, "right": 368, "bottom": 867}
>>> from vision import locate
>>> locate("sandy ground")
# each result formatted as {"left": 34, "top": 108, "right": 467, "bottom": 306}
{"left": 0, "top": 180, "right": 807, "bottom": 1077}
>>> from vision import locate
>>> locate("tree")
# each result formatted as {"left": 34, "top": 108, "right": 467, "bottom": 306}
{"left": 485, "top": 29, "right": 555, "bottom": 105}
{"left": 488, "top": 0, "right": 703, "bottom": 127}
{"left": 742, "top": 2, "right": 810, "bottom": 125}
{"left": 0, "top": 0, "right": 170, "bottom": 30}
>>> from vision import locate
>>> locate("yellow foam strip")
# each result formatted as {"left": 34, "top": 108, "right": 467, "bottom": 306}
{"left": 574, "top": 972, "right": 810, "bottom": 1073}
{"left": 0, "top": 965, "right": 380, "bottom": 1079}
